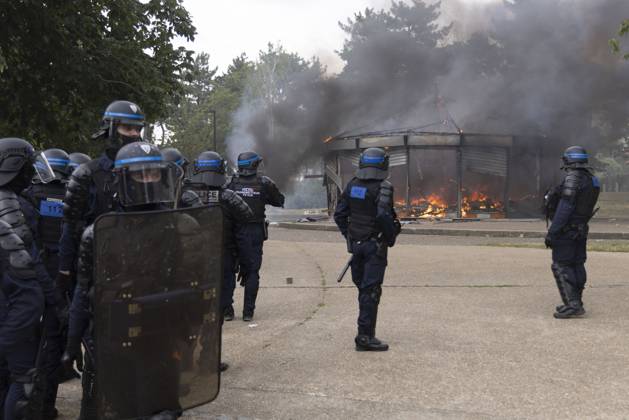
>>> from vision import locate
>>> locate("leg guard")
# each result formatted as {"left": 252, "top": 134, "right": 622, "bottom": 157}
{"left": 357, "top": 284, "right": 382, "bottom": 337}
{"left": 12, "top": 368, "right": 45, "bottom": 420}
{"left": 551, "top": 263, "right": 580, "bottom": 307}
{"left": 574, "top": 263, "right": 587, "bottom": 305}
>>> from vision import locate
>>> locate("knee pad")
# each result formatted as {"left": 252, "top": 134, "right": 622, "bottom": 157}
{"left": 365, "top": 284, "right": 382, "bottom": 305}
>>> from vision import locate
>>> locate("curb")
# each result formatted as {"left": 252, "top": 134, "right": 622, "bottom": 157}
{"left": 274, "top": 222, "right": 629, "bottom": 240}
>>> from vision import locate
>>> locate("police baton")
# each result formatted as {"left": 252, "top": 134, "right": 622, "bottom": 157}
{"left": 337, "top": 256, "right": 352, "bottom": 283}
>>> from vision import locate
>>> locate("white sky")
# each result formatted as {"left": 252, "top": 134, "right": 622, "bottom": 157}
{"left": 179, "top": 0, "right": 400, "bottom": 74}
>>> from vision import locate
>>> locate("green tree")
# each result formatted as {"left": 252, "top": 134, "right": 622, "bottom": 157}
{"left": 610, "top": 19, "right": 629, "bottom": 59}
{"left": 0, "top": 0, "right": 195, "bottom": 153}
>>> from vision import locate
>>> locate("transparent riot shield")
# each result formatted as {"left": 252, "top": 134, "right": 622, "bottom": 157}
{"left": 92, "top": 206, "right": 223, "bottom": 419}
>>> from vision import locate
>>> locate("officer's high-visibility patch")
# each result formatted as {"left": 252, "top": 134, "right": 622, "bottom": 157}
{"left": 350, "top": 186, "right": 367, "bottom": 199}
{"left": 40, "top": 199, "right": 63, "bottom": 218}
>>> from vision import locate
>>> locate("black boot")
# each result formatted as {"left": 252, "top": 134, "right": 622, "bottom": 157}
{"left": 553, "top": 302, "right": 585, "bottom": 318}
{"left": 242, "top": 311, "right": 253, "bottom": 322}
{"left": 355, "top": 334, "right": 389, "bottom": 351}
{"left": 223, "top": 305, "right": 234, "bottom": 321}
{"left": 220, "top": 362, "right": 229, "bottom": 372}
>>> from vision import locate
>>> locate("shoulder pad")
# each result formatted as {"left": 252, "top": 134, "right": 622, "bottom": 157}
{"left": 0, "top": 189, "right": 21, "bottom": 218}
{"left": 0, "top": 192, "right": 32, "bottom": 245}
{"left": 63, "top": 164, "right": 94, "bottom": 222}
{"left": 561, "top": 171, "right": 580, "bottom": 200}
{"left": 0, "top": 219, "right": 35, "bottom": 279}
{"left": 378, "top": 181, "right": 394, "bottom": 207}
{"left": 259, "top": 175, "right": 273, "bottom": 185}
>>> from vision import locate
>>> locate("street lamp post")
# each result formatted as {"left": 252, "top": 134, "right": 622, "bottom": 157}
{"left": 209, "top": 110, "right": 217, "bottom": 151}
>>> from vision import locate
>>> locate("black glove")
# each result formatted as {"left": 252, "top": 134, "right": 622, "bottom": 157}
{"left": 394, "top": 219, "right": 402, "bottom": 235}
{"left": 61, "top": 336, "right": 83, "bottom": 373}
{"left": 545, "top": 233, "right": 553, "bottom": 249}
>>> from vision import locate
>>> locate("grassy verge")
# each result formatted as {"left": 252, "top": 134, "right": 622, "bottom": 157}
{"left": 485, "top": 241, "right": 629, "bottom": 252}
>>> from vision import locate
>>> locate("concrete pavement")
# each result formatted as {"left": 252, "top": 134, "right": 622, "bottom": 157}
{"left": 55, "top": 228, "right": 629, "bottom": 419}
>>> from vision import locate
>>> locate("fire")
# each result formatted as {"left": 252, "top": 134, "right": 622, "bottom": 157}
{"left": 395, "top": 193, "right": 449, "bottom": 219}
{"left": 395, "top": 189, "right": 504, "bottom": 219}
{"left": 462, "top": 190, "right": 503, "bottom": 217}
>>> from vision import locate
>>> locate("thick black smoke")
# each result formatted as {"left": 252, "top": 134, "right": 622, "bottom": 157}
{"left": 227, "top": 0, "right": 629, "bottom": 189}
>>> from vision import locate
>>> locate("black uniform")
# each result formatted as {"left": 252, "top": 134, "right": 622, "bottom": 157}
{"left": 64, "top": 142, "right": 186, "bottom": 419}
{"left": 227, "top": 173, "right": 284, "bottom": 319}
{"left": 0, "top": 138, "right": 57, "bottom": 420}
{"left": 334, "top": 147, "right": 400, "bottom": 351}
{"left": 546, "top": 146, "right": 600, "bottom": 318}
{"left": 182, "top": 184, "right": 253, "bottom": 315}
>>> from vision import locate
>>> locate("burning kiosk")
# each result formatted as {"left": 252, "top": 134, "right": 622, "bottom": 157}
{"left": 323, "top": 128, "right": 559, "bottom": 219}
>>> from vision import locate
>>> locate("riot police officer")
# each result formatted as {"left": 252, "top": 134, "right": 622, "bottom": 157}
{"left": 161, "top": 147, "right": 189, "bottom": 173}
{"left": 545, "top": 146, "right": 600, "bottom": 319}
{"left": 185, "top": 151, "right": 253, "bottom": 321}
{"left": 23, "top": 148, "right": 71, "bottom": 279}
{"left": 227, "top": 152, "right": 284, "bottom": 321}
{"left": 0, "top": 137, "right": 57, "bottom": 419}
{"left": 58, "top": 100, "right": 144, "bottom": 300}
{"left": 67, "top": 152, "right": 91, "bottom": 173}
{"left": 334, "top": 147, "right": 401, "bottom": 351}
{"left": 62, "top": 142, "right": 186, "bottom": 419}
{"left": 20, "top": 148, "right": 73, "bottom": 418}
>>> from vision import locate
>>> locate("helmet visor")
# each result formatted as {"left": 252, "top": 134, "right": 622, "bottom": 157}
{"left": 119, "top": 164, "right": 178, "bottom": 207}
{"left": 33, "top": 152, "right": 56, "bottom": 184}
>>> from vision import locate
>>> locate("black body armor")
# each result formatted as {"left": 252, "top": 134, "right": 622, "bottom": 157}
{"left": 228, "top": 175, "right": 284, "bottom": 223}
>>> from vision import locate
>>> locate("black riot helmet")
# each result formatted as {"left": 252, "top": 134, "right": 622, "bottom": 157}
{"left": 357, "top": 147, "right": 389, "bottom": 180}
{"left": 237, "top": 151, "right": 262, "bottom": 176}
{"left": 161, "top": 147, "right": 189, "bottom": 171}
{"left": 113, "top": 142, "right": 180, "bottom": 208}
{"left": 561, "top": 145, "right": 589, "bottom": 169}
{"left": 68, "top": 152, "right": 91, "bottom": 171}
{"left": 43, "top": 148, "right": 70, "bottom": 181}
{"left": 192, "top": 151, "right": 227, "bottom": 187}
{"left": 93, "top": 100, "right": 145, "bottom": 152}
{"left": 0, "top": 138, "right": 56, "bottom": 189}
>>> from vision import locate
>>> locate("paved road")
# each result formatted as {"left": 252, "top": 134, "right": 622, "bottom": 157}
{"left": 56, "top": 228, "right": 629, "bottom": 419}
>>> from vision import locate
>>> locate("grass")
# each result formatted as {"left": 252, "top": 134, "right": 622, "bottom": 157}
{"left": 485, "top": 241, "right": 629, "bottom": 252}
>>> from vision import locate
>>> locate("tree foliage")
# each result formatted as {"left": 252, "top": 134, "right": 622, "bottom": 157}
{"left": 610, "top": 19, "right": 629, "bottom": 59}
{"left": 0, "top": 0, "right": 195, "bottom": 153}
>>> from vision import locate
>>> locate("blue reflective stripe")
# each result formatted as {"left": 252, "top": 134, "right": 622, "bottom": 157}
{"left": 176, "top": 158, "right": 184, "bottom": 166}
{"left": 47, "top": 158, "right": 69, "bottom": 167}
{"left": 350, "top": 186, "right": 367, "bottom": 199}
{"left": 564, "top": 153, "right": 588, "bottom": 159}
{"left": 238, "top": 155, "right": 259, "bottom": 166}
{"left": 196, "top": 159, "right": 221, "bottom": 168}
{"left": 68, "top": 162, "right": 79, "bottom": 168}
{"left": 592, "top": 176, "right": 600, "bottom": 188}
{"left": 361, "top": 156, "right": 385, "bottom": 164}
{"left": 104, "top": 111, "right": 144, "bottom": 120}
{"left": 114, "top": 156, "right": 162, "bottom": 167}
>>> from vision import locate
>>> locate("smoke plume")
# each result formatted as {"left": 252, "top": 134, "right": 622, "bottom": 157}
{"left": 227, "top": 0, "right": 629, "bottom": 190}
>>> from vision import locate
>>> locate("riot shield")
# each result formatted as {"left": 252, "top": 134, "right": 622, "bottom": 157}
{"left": 92, "top": 206, "right": 223, "bottom": 419}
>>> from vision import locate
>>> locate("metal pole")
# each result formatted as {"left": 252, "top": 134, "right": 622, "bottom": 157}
{"left": 209, "top": 110, "right": 217, "bottom": 151}
{"left": 457, "top": 135, "right": 463, "bottom": 219}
